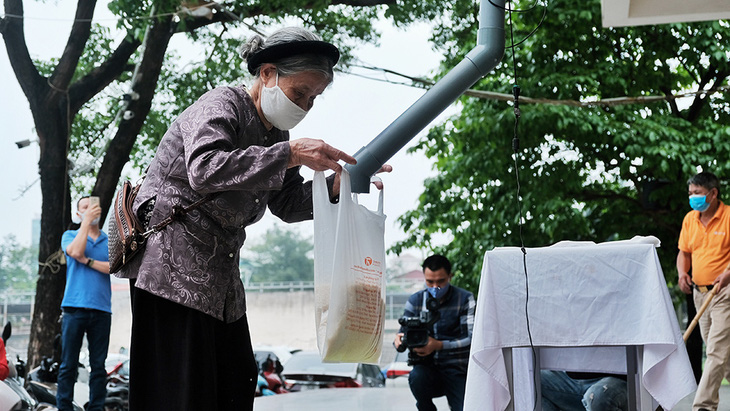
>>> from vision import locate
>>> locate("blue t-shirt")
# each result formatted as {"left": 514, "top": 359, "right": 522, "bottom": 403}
{"left": 61, "top": 229, "right": 112, "bottom": 313}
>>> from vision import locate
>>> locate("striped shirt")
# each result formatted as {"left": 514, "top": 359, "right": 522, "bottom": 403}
{"left": 399, "top": 285, "right": 476, "bottom": 370}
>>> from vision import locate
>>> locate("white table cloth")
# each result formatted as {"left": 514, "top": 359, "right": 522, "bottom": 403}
{"left": 464, "top": 239, "right": 696, "bottom": 410}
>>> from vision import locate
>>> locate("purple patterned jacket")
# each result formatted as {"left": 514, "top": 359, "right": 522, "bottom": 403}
{"left": 117, "top": 85, "right": 330, "bottom": 322}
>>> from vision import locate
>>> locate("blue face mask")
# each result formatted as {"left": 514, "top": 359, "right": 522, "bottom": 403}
{"left": 427, "top": 284, "right": 450, "bottom": 299}
{"left": 689, "top": 194, "right": 710, "bottom": 212}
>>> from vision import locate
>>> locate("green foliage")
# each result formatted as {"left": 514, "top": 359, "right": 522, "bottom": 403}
{"left": 241, "top": 224, "right": 314, "bottom": 283}
{"left": 129, "top": 29, "right": 252, "bottom": 169}
{"left": 393, "top": 0, "right": 730, "bottom": 302}
{"left": 54, "top": 0, "right": 459, "bottom": 193}
{"left": 0, "top": 235, "right": 37, "bottom": 292}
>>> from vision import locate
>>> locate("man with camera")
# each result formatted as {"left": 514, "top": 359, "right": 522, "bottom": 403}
{"left": 393, "top": 254, "right": 476, "bottom": 411}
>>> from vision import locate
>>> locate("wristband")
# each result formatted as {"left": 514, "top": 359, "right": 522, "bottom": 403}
{"left": 86, "top": 258, "right": 94, "bottom": 267}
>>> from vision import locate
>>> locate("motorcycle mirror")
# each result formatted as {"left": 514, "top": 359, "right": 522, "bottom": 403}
{"left": 2, "top": 321, "right": 11, "bottom": 343}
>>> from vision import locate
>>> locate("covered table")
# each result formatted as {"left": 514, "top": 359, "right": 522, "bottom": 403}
{"left": 464, "top": 239, "right": 696, "bottom": 410}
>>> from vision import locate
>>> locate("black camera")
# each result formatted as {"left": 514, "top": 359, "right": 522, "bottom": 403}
{"left": 396, "top": 296, "right": 440, "bottom": 366}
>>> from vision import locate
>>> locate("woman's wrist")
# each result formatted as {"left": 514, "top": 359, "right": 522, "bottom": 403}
{"left": 86, "top": 258, "right": 94, "bottom": 267}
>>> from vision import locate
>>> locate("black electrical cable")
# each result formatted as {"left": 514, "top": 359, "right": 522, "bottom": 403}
{"left": 489, "top": 0, "right": 542, "bottom": 13}
{"left": 490, "top": 0, "right": 548, "bottom": 49}
{"left": 507, "top": 1, "right": 538, "bottom": 409}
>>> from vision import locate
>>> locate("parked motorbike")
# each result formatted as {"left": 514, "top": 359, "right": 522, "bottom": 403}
{"left": 26, "top": 334, "right": 127, "bottom": 411}
{"left": 0, "top": 322, "right": 38, "bottom": 411}
{"left": 103, "top": 358, "right": 128, "bottom": 410}
{"left": 257, "top": 354, "right": 288, "bottom": 395}
{"left": 26, "top": 362, "right": 84, "bottom": 411}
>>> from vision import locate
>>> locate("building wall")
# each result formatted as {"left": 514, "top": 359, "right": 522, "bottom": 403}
{"left": 109, "top": 279, "right": 403, "bottom": 366}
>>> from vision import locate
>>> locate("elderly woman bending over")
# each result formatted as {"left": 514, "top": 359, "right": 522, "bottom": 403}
{"left": 118, "top": 26, "right": 387, "bottom": 411}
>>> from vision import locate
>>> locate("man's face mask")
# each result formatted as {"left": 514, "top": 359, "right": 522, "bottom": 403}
{"left": 72, "top": 210, "right": 99, "bottom": 226}
{"left": 427, "top": 283, "right": 450, "bottom": 299}
{"left": 689, "top": 194, "right": 711, "bottom": 212}
{"left": 260, "top": 72, "right": 308, "bottom": 130}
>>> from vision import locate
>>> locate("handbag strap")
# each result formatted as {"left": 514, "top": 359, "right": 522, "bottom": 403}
{"left": 141, "top": 193, "right": 216, "bottom": 237}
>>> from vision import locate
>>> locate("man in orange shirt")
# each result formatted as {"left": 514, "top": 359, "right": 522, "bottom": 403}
{"left": 677, "top": 171, "right": 730, "bottom": 411}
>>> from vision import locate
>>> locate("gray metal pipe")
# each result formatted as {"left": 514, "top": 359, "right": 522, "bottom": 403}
{"left": 345, "top": 0, "right": 506, "bottom": 192}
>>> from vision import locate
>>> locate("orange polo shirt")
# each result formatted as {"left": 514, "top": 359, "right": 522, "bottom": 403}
{"left": 678, "top": 201, "right": 730, "bottom": 285}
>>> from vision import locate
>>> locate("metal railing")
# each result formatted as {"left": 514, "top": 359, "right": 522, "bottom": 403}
{"left": 244, "top": 281, "right": 314, "bottom": 292}
{"left": 1, "top": 280, "right": 420, "bottom": 334}
{"left": 0, "top": 291, "right": 35, "bottom": 338}
{"left": 242, "top": 279, "right": 423, "bottom": 293}
{"left": 241, "top": 280, "right": 418, "bottom": 321}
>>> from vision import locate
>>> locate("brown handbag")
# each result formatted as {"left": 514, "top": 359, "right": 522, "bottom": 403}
{"left": 108, "top": 179, "right": 213, "bottom": 273}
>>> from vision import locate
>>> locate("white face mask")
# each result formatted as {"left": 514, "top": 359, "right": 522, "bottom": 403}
{"left": 72, "top": 212, "right": 99, "bottom": 226}
{"left": 260, "top": 72, "right": 308, "bottom": 130}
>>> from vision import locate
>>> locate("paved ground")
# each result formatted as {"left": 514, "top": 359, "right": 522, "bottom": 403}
{"left": 674, "top": 384, "right": 730, "bottom": 409}
{"left": 254, "top": 380, "right": 730, "bottom": 410}
{"left": 253, "top": 379, "right": 448, "bottom": 410}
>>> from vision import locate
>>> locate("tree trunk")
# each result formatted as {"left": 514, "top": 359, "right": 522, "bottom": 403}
{"left": 95, "top": 16, "right": 175, "bottom": 220}
{"left": 3, "top": 0, "right": 402, "bottom": 368}
{"left": 27, "top": 92, "right": 72, "bottom": 368}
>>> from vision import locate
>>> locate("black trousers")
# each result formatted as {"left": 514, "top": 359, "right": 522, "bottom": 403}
{"left": 128, "top": 281, "right": 258, "bottom": 411}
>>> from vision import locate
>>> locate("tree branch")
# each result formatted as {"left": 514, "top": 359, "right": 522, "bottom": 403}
{"left": 1, "top": 0, "right": 45, "bottom": 103}
{"left": 687, "top": 64, "right": 718, "bottom": 122}
{"left": 680, "top": 58, "right": 699, "bottom": 85}
{"left": 94, "top": 15, "right": 176, "bottom": 221}
{"left": 577, "top": 189, "right": 637, "bottom": 205}
{"left": 174, "top": 5, "right": 243, "bottom": 33}
{"left": 659, "top": 86, "right": 681, "bottom": 118}
{"left": 175, "top": 0, "right": 397, "bottom": 34}
{"left": 69, "top": 35, "right": 142, "bottom": 113}
{"left": 331, "top": 0, "right": 396, "bottom": 5}
{"left": 50, "top": 0, "right": 97, "bottom": 91}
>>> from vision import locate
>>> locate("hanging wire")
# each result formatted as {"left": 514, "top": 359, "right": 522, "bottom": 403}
{"left": 205, "top": 24, "right": 230, "bottom": 89}
{"left": 12, "top": 177, "right": 41, "bottom": 201}
{"left": 489, "top": 0, "right": 542, "bottom": 12}
{"left": 505, "top": 1, "right": 539, "bottom": 408}
{"left": 488, "top": 0, "right": 548, "bottom": 49}
{"left": 345, "top": 61, "right": 728, "bottom": 107}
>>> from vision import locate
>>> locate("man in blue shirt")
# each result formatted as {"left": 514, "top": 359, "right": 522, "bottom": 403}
{"left": 57, "top": 196, "right": 111, "bottom": 411}
{"left": 394, "top": 254, "right": 476, "bottom": 411}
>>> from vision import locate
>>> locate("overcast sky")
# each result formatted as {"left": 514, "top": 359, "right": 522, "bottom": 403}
{"left": 0, "top": 2, "right": 459, "bottom": 254}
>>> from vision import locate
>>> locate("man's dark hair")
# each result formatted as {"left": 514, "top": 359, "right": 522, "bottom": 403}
{"left": 687, "top": 172, "right": 721, "bottom": 199}
{"left": 422, "top": 254, "right": 452, "bottom": 275}
{"left": 77, "top": 195, "right": 90, "bottom": 210}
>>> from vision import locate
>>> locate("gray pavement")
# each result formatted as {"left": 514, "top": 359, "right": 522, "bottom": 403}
{"left": 674, "top": 384, "right": 730, "bottom": 409}
{"left": 253, "top": 381, "right": 730, "bottom": 410}
{"left": 253, "top": 379, "right": 448, "bottom": 410}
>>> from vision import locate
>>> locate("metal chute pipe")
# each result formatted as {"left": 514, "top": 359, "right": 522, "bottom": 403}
{"left": 345, "top": 0, "right": 506, "bottom": 193}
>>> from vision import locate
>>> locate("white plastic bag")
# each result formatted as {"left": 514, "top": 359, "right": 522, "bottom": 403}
{"left": 313, "top": 169, "right": 386, "bottom": 364}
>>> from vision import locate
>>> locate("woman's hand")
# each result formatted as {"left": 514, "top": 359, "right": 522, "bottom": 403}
{"left": 331, "top": 164, "right": 393, "bottom": 196}
{"left": 288, "top": 138, "right": 356, "bottom": 172}
{"left": 372, "top": 164, "right": 393, "bottom": 190}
